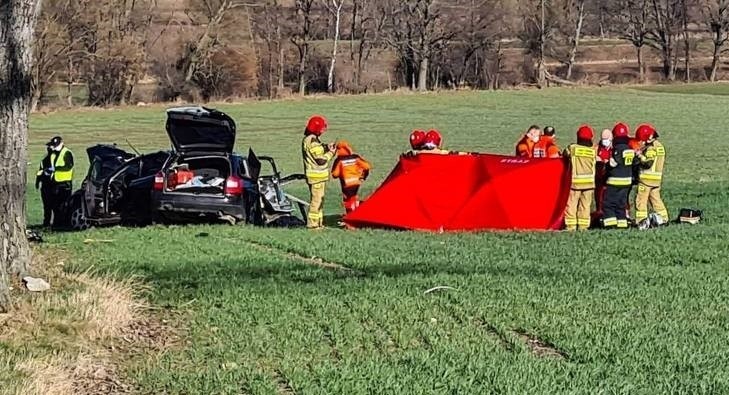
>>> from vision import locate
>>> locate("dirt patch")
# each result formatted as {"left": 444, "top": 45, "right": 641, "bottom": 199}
{"left": 512, "top": 330, "right": 567, "bottom": 360}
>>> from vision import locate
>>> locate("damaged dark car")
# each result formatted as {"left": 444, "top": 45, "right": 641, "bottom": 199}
{"left": 61, "top": 106, "right": 308, "bottom": 230}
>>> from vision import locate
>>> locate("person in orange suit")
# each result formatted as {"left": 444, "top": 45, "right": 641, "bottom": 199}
{"left": 533, "top": 126, "right": 561, "bottom": 158}
{"left": 331, "top": 140, "right": 372, "bottom": 214}
{"left": 515, "top": 125, "right": 541, "bottom": 158}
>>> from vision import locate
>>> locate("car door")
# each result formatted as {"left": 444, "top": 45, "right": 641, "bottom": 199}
{"left": 84, "top": 146, "right": 134, "bottom": 218}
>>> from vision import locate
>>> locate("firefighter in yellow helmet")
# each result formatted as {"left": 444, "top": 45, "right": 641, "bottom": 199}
{"left": 634, "top": 124, "right": 668, "bottom": 224}
{"left": 562, "top": 125, "right": 597, "bottom": 231}
{"left": 302, "top": 115, "right": 335, "bottom": 229}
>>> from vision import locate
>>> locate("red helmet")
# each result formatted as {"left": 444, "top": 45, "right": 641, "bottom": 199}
{"left": 636, "top": 123, "right": 657, "bottom": 142}
{"left": 409, "top": 130, "right": 426, "bottom": 149}
{"left": 424, "top": 129, "right": 442, "bottom": 148}
{"left": 612, "top": 122, "right": 630, "bottom": 138}
{"left": 306, "top": 115, "right": 328, "bottom": 135}
{"left": 577, "top": 125, "right": 594, "bottom": 141}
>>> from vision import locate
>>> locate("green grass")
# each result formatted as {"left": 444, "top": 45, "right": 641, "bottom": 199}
{"left": 14, "top": 87, "right": 729, "bottom": 393}
{"left": 632, "top": 82, "right": 729, "bottom": 96}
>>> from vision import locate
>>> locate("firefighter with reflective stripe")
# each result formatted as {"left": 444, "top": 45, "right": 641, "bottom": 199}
{"left": 515, "top": 125, "right": 541, "bottom": 158}
{"left": 603, "top": 123, "right": 634, "bottom": 229}
{"left": 302, "top": 115, "right": 335, "bottom": 229}
{"left": 331, "top": 140, "right": 371, "bottom": 214}
{"left": 35, "top": 136, "right": 74, "bottom": 228}
{"left": 533, "top": 126, "right": 561, "bottom": 158}
{"left": 634, "top": 124, "right": 668, "bottom": 224}
{"left": 562, "top": 125, "right": 596, "bottom": 231}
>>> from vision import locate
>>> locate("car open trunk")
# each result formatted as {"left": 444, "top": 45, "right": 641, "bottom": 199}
{"left": 164, "top": 155, "right": 231, "bottom": 196}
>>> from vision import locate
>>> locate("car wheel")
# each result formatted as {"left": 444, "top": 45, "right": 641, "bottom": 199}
{"left": 268, "top": 215, "right": 305, "bottom": 228}
{"left": 70, "top": 200, "right": 90, "bottom": 231}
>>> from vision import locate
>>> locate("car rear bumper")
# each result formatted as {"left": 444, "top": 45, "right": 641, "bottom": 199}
{"left": 153, "top": 192, "right": 246, "bottom": 220}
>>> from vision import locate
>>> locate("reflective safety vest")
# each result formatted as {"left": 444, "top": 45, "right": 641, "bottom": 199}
{"left": 607, "top": 141, "right": 634, "bottom": 187}
{"left": 565, "top": 143, "right": 596, "bottom": 190}
{"left": 639, "top": 140, "right": 666, "bottom": 187}
{"left": 332, "top": 154, "right": 371, "bottom": 188}
{"left": 51, "top": 147, "right": 73, "bottom": 182}
{"left": 515, "top": 136, "right": 535, "bottom": 158}
{"left": 302, "top": 134, "right": 334, "bottom": 184}
{"left": 533, "top": 136, "right": 560, "bottom": 158}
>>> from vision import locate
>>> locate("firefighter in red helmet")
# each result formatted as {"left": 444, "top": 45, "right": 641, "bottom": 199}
{"left": 407, "top": 129, "right": 427, "bottom": 154}
{"left": 302, "top": 115, "right": 335, "bottom": 229}
{"left": 562, "top": 125, "right": 597, "bottom": 231}
{"left": 422, "top": 130, "right": 449, "bottom": 154}
{"left": 634, "top": 123, "right": 668, "bottom": 224}
{"left": 602, "top": 122, "right": 634, "bottom": 229}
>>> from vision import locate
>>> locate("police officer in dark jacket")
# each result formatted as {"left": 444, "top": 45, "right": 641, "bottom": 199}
{"left": 35, "top": 136, "right": 74, "bottom": 227}
{"left": 603, "top": 123, "right": 634, "bottom": 229}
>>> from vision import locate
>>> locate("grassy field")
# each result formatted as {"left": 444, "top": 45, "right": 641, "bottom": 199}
{"left": 9, "top": 87, "right": 729, "bottom": 394}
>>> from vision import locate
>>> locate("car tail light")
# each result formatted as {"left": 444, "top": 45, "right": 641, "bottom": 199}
{"left": 153, "top": 171, "right": 165, "bottom": 191}
{"left": 224, "top": 175, "right": 244, "bottom": 197}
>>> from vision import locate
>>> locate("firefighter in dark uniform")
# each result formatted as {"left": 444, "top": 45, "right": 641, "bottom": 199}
{"left": 36, "top": 136, "right": 74, "bottom": 228}
{"left": 602, "top": 124, "right": 634, "bottom": 229}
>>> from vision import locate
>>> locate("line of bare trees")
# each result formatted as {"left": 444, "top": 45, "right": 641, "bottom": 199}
{"left": 29, "top": 0, "right": 729, "bottom": 108}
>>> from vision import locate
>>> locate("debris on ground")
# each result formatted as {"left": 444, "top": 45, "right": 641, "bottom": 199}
{"left": 83, "top": 239, "right": 115, "bottom": 244}
{"left": 23, "top": 277, "right": 51, "bottom": 292}
{"left": 423, "top": 286, "right": 457, "bottom": 295}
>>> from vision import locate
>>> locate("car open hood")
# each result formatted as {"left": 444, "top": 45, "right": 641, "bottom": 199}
{"left": 166, "top": 106, "right": 236, "bottom": 154}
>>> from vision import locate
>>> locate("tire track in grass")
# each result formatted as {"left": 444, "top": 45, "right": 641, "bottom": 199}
{"left": 242, "top": 239, "right": 364, "bottom": 276}
{"left": 511, "top": 329, "right": 567, "bottom": 360}
{"left": 272, "top": 369, "right": 296, "bottom": 395}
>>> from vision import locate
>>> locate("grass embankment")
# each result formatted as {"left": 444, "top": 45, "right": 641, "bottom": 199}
{"left": 5, "top": 86, "right": 729, "bottom": 393}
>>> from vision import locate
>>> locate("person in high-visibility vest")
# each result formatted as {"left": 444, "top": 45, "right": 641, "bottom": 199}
{"left": 302, "top": 115, "right": 335, "bottom": 229}
{"left": 331, "top": 140, "right": 371, "bottom": 215}
{"left": 562, "top": 125, "right": 597, "bottom": 231}
{"left": 533, "top": 126, "right": 561, "bottom": 158}
{"left": 634, "top": 124, "right": 668, "bottom": 224}
{"left": 603, "top": 123, "right": 634, "bottom": 229}
{"left": 515, "top": 125, "right": 541, "bottom": 158}
{"left": 36, "top": 136, "right": 74, "bottom": 228}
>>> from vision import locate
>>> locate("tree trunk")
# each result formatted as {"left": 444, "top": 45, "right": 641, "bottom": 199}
{"left": 710, "top": 44, "right": 721, "bottom": 82}
{"left": 277, "top": 27, "right": 284, "bottom": 91}
{"left": 565, "top": 0, "right": 585, "bottom": 80}
{"left": 418, "top": 56, "right": 428, "bottom": 92}
{"left": 298, "top": 43, "right": 308, "bottom": 96}
{"left": 66, "top": 56, "right": 74, "bottom": 106}
{"left": 681, "top": 0, "right": 689, "bottom": 82}
{"left": 1, "top": 0, "right": 41, "bottom": 312}
{"left": 327, "top": 1, "right": 342, "bottom": 94}
{"left": 537, "top": 0, "right": 547, "bottom": 88}
{"left": 637, "top": 45, "right": 645, "bottom": 83}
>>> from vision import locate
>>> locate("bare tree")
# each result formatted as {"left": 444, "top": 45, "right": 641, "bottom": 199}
{"left": 253, "top": 1, "right": 286, "bottom": 98}
{"left": 183, "top": 0, "right": 246, "bottom": 83}
{"left": 349, "top": 0, "right": 386, "bottom": 91}
{"left": 291, "top": 0, "right": 317, "bottom": 95}
{"left": 560, "top": 0, "right": 587, "bottom": 80}
{"left": 617, "top": 0, "right": 651, "bottom": 82}
{"left": 324, "top": 0, "right": 343, "bottom": 93}
{"left": 681, "top": 0, "right": 692, "bottom": 81}
{"left": 382, "top": 0, "right": 453, "bottom": 91}
{"left": 647, "top": 0, "right": 683, "bottom": 81}
{"left": 1, "top": 0, "right": 42, "bottom": 312}
{"left": 702, "top": 0, "right": 729, "bottom": 81}
{"left": 520, "top": 0, "right": 553, "bottom": 87}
